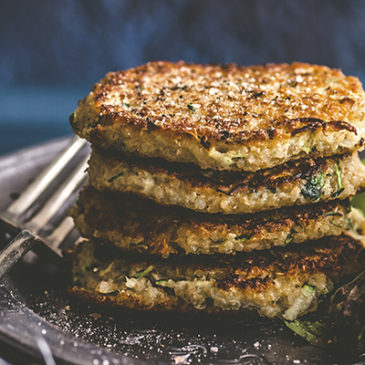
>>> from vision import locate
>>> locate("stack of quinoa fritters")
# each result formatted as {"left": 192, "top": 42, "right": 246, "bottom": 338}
{"left": 69, "top": 62, "right": 365, "bottom": 320}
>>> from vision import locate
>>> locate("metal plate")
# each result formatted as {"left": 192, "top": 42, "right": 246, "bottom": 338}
{"left": 0, "top": 138, "right": 342, "bottom": 364}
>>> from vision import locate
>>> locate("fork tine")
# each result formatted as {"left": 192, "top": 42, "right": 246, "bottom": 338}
{"left": 25, "top": 156, "right": 88, "bottom": 235}
{"left": 44, "top": 216, "right": 75, "bottom": 256}
{"left": 4, "top": 136, "right": 87, "bottom": 224}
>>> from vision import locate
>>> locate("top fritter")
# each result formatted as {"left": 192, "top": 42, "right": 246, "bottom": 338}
{"left": 70, "top": 62, "right": 365, "bottom": 171}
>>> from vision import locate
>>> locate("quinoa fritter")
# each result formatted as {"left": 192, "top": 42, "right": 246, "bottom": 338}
{"left": 70, "top": 61, "right": 365, "bottom": 172}
{"left": 88, "top": 151, "right": 365, "bottom": 214}
{"left": 72, "top": 186, "right": 353, "bottom": 257}
{"left": 68, "top": 234, "right": 365, "bottom": 320}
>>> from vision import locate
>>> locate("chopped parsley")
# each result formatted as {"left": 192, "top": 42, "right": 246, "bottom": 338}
{"left": 133, "top": 265, "right": 154, "bottom": 279}
{"left": 345, "top": 217, "right": 355, "bottom": 231}
{"left": 324, "top": 212, "right": 344, "bottom": 229}
{"left": 329, "top": 221, "right": 343, "bottom": 229}
{"left": 155, "top": 280, "right": 167, "bottom": 285}
{"left": 302, "top": 142, "right": 312, "bottom": 154}
{"left": 323, "top": 212, "right": 342, "bottom": 218}
{"left": 301, "top": 171, "right": 326, "bottom": 201}
{"left": 187, "top": 104, "right": 195, "bottom": 112}
{"left": 284, "top": 235, "right": 293, "bottom": 246}
{"left": 303, "top": 284, "right": 316, "bottom": 293}
{"left": 107, "top": 172, "right": 124, "bottom": 183}
{"left": 69, "top": 111, "right": 76, "bottom": 123}
{"left": 284, "top": 319, "right": 329, "bottom": 347}
{"left": 332, "top": 163, "right": 344, "bottom": 197}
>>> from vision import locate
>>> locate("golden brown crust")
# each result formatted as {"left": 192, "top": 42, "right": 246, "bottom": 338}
{"left": 70, "top": 61, "right": 365, "bottom": 172}
{"left": 88, "top": 150, "right": 365, "bottom": 214}
{"left": 68, "top": 235, "right": 365, "bottom": 315}
{"left": 69, "top": 286, "right": 195, "bottom": 313}
{"left": 103, "top": 150, "right": 331, "bottom": 192}
{"left": 72, "top": 61, "right": 364, "bottom": 143}
{"left": 72, "top": 186, "right": 351, "bottom": 257}
{"left": 69, "top": 235, "right": 365, "bottom": 286}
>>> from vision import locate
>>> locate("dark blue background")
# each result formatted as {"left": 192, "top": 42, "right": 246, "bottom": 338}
{"left": 1, "top": 0, "right": 365, "bottom": 155}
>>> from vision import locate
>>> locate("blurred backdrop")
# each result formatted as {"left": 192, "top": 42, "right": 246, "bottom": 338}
{"left": 1, "top": 0, "right": 365, "bottom": 154}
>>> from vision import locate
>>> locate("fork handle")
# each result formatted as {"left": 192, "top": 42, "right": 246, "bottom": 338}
{"left": 0, "top": 230, "right": 36, "bottom": 280}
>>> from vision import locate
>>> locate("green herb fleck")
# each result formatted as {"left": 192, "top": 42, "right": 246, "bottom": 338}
{"left": 345, "top": 217, "right": 355, "bottom": 231}
{"left": 69, "top": 111, "right": 76, "bottom": 123}
{"left": 133, "top": 265, "right": 154, "bottom": 279}
{"left": 235, "top": 233, "right": 252, "bottom": 243}
{"left": 284, "top": 319, "right": 330, "bottom": 347}
{"left": 235, "top": 234, "right": 248, "bottom": 241}
{"left": 187, "top": 104, "right": 195, "bottom": 112}
{"left": 332, "top": 163, "right": 344, "bottom": 197}
{"left": 123, "top": 102, "right": 130, "bottom": 108}
{"left": 329, "top": 221, "right": 343, "bottom": 229}
{"left": 301, "top": 171, "right": 326, "bottom": 200}
{"left": 324, "top": 212, "right": 344, "bottom": 228}
{"left": 155, "top": 280, "right": 167, "bottom": 285}
{"left": 323, "top": 212, "right": 342, "bottom": 218}
{"left": 302, "top": 142, "right": 312, "bottom": 154}
{"left": 107, "top": 172, "right": 124, "bottom": 183}
{"left": 89, "top": 116, "right": 102, "bottom": 128}
{"left": 303, "top": 284, "right": 316, "bottom": 293}
{"left": 284, "top": 235, "right": 293, "bottom": 246}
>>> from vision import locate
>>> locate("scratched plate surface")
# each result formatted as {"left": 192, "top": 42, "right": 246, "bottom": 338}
{"left": 0, "top": 138, "right": 342, "bottom": 365}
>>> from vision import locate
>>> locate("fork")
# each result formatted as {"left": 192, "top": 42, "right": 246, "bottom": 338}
{"left": 0, "top": 136, "right": 89, "bottom": 280}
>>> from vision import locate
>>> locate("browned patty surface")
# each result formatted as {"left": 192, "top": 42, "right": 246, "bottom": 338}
{"left": 71, "top": 61, "right": 365, "bottom": 171}
{"left": 88, "top": 151, "right": 365, "bottom": 214}
{"left": 72, "top": 186, "right": 352, "bottom": 257}
{"left": 68, "top": 234, "right": 365, "bottom": 318}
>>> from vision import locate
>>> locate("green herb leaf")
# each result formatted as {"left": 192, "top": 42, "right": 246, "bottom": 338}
{"left": 323, "top": 212, "right": 342, "bottom": 218}
{"left": 283, "top": 235, "right": 293, "bottom": 246}
{"left": 123, "top": 102, "right": 130, "bottom": 108}
{"left": 69, "top": 111, "right": 76, "bottom": 123}
{"left": 345, "top": 217, "right": 354, "bottom": 230}
{"left": 235, "top": 233, "right": 250, "bottom": 242}
{"left": 187, "top": 104, "right": 195, "bottom": 112}
{"left": 285, "top": 319, "right": 331, "bottom": 347}
{"left": 332, "top": 163, "right": 344, "bottom": 197}
{"left": 302, "top": 142, "right": 312, "bottom": 154}
{"left": 329, "top": 221, "right": 343, "bottom": 229}
{"left": 133, "top": 265, "right": 154, "bottom": 279}
{"left": 107, "top": 172, "right": 124, "bottom": 183}
{"left": 301, "top": 171, "right": 325, "bottom": 200}
{"left": 303, "top": 284, "right": 316, "bottom": 293}
{"left": 155, "top": 280, "right": 167, "bottom": 285}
